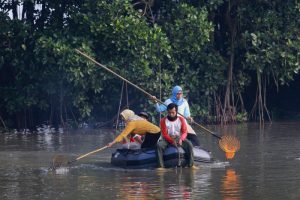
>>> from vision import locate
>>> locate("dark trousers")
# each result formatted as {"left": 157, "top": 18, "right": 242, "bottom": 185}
{"left": 157, "top": 139, "right": 194, "bottom": 168}
{"left": 187, "top": 134, "right": 200, "bottom": 146}
{"left": 141, "top": 133, "right": 161, "bottom": 148}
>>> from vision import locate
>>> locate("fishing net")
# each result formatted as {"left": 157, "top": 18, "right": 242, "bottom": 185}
{"left": 219, "top": 135, "right": 240, "bottom": 159}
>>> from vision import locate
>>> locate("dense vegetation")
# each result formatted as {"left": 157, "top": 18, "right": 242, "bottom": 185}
{"left": 0, "top": 0, "right": 299, "bottom": 129}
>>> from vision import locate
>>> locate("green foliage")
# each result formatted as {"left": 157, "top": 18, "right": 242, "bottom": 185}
{"left": 69, "top": 0, "right": 175, "bottom": 117}
{"left": 157, "top": 2, "right": 226, "bottom": 114}
{"left": 241, "top": 1, "right": 300, "bottom": 85}
{"left": 0, "top": 0, "right": 299, "bottom": 128}
{"left": 236, "top": 111, "right": 248, "bottom": 123}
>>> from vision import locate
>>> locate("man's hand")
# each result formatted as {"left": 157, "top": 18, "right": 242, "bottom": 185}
{"left": 134, "top": 135, "right": 143, "bottom": 144}
{"left": 172, "top": 140, "right": 178, "bottom": 147}
{"left": 178, "top": 139, "right": 183, "bottom": 146}
{"left": 188, "top": 117, "right": 194, "bottom": 123}
{"left": 107, "top": 142, "right": 114, "bottom": 148}
{"left": 150, "top": 96, "right": 158, "bottom": 103}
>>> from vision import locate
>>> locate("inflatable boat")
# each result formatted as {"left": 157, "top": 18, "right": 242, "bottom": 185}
{"left": 111, "top": 146, "right": 212, "bottom": 169}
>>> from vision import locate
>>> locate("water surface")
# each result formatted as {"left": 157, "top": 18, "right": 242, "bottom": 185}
{"left": 1, "top": 122, "right": 300, "bottom": 199}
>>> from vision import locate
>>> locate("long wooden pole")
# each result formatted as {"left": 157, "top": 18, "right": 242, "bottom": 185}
{"left": 68, "top": 146, "right": 108, "bottom": 165}
{"left": 75, "top": 49, "right": 222, "bottom": 139}
{"left": 50, "top": 146, "right": 108, "bottom": 170}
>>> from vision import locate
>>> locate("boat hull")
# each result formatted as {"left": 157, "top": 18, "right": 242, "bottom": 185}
{"left": 111, "top": 146, "right": 212, "bottom": 169}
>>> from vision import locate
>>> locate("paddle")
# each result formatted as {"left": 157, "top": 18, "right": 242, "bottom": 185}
{"left": 50, "top": 146, "right": 108, "bottom": 170}
{"left": 75, "top": 49, "right": 240, "bottom": 159}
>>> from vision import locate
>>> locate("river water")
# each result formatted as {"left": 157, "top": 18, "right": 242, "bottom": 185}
{"left": 1, "top": 121, "right": 300, "bottom": 200}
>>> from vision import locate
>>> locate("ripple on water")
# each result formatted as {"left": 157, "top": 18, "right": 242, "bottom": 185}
{"left": 41, "top": 167, "right": 70, "bottom": 175}
{"left": 76, "top": 163, "right": 157, "bottom": 172}
{"left": 45, "top": 159, "right": 230, "bottom": 173}
{"left": 53, "top": 167, "right": 70, "bottom": 174}
{"left": 199, "top": 160, "right": 230, "bottom": 169}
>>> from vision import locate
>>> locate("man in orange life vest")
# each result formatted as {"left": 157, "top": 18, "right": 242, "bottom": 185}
{"left": 157, "top": 103, "right": 194, "bottom": 168}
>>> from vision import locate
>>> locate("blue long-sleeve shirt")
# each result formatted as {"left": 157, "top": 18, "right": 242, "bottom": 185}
{"left": 155, "top": 98, "right": 191, "bottom": 118}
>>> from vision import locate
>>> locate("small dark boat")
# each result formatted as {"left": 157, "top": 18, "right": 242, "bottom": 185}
{"left": 111, "top": 146, "right": 212, "bottom": 169}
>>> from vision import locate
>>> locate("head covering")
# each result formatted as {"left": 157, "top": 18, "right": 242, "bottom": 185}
{"left": 120, "top": 109, "right": 135, "bottom": 121}
{"left": 138, "top": 111, "right": 149, "bottom": 120}
{"left": 171, "top": 85, "right": 184, "bottom": 106}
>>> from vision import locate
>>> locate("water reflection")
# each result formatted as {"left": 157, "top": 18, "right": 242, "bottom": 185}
{"left": 220, "top": 168, "right": 242, "bottom": 200}
{"left": 157, "top": 169, "right": 193, "bottom": 199}
{"left": 114, "top": 168, "right": 212, "bottom": 200}
{"left": 118, "top": 176, "right": 156, "bottom": 199}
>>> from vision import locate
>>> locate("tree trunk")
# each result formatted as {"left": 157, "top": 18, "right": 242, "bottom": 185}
{"left": 59, "top": 82, "right": 65, "bottom": 127}
{"left": 251, "top": 72, "right": 272, "bottom": 124}
{"left": 12, "top": 0, "right": 18, "bottom": 19}
{"left": 221, "top": 0, "right": 238, "bottom": 124}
